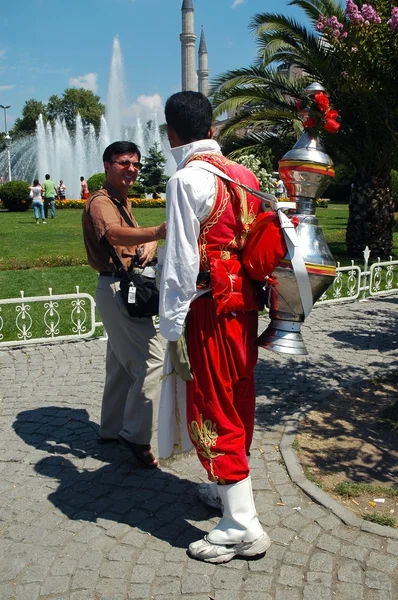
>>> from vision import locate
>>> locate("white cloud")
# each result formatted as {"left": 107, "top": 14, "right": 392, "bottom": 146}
{"left": 68, "top": 72, "right": 98, "bottom": 93}
{"left": 125, "top": 93, "right": 165, "bottom": 123}
{"left": 0, "top": 48, "right": 7, "bottom": 59}
{"left": 231, "top": 0, "right": 246, "bottom": 7}
{"left": 0, "top": 85, "right": 14, "bottom": 91}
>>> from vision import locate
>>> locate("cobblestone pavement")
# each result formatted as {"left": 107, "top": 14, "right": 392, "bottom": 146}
{"left": 0, "top": 296, "right": 397, "bottom": 600}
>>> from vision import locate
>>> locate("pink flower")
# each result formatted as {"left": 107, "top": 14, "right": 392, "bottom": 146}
{"left": 388, "top": 6, "right": 398, "bottom": 30}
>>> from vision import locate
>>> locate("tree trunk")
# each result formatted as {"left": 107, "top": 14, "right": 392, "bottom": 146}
{"left": 346, "top": 176, "right": 395, "bottom": 258}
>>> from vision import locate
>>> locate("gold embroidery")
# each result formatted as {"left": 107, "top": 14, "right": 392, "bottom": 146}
{"left": 188, "top": 153, "right": 258, "bottom": 270}
{"left": 188, "top": 414, "right": 224, "bottom": 481}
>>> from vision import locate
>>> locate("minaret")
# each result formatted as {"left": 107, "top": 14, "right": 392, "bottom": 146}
{"left": 180, "top": 0, "right": 197, "bottom": 92}
{"left": 197, "top": 26, "right": 209, "bottom": 96}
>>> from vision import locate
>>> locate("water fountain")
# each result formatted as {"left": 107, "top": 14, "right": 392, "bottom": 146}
{"left": 0, "top": 37, "right": 174, "bottom": 198}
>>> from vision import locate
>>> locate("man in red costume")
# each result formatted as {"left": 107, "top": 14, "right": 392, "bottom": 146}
{"left": 159, "top": 91, "right": 271, "bottom": 563}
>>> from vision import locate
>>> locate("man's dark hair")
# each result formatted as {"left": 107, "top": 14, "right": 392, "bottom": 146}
{"left": 103, "top": 141, "right": 141, "bottom": 164}
{"left": 165, "top": 92, "right": 212, "bottom": 144}
{"left": 45, "top": 174, "right": 50, "bottom": 180}
{"left": 80, "top": 176, "right": 84, "bottom": 181}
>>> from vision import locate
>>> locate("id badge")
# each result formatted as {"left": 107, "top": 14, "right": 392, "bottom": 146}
{"left": 127, "top": 282, "right": 136, "bottom": 304}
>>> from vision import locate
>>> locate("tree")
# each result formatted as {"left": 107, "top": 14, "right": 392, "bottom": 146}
{"left": 210, "top": 0, "right": 398, "bottom": 257}
{"left": 12, "top": 99, "right": 47, "bottom": 137}
{"left": 139, "top": 144, "right": 168, "bottom": 195}
{"left": 47, "top": 88, "right": 105, "bottom": 131}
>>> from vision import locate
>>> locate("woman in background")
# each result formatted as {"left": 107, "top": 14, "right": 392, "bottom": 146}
{"left": 57, "top": 179, "right": 66, "bottom": 200}
{"left": 30, "top": 179, "right": 46, "bottom": 225}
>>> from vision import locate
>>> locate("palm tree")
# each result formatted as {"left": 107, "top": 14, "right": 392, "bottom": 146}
{"left": 210, "top": 0, "right": 398, "bottom": 257}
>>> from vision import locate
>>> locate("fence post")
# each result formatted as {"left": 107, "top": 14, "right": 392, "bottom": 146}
{"left": 361, "top": 246, "right": 371, "bottom": 300}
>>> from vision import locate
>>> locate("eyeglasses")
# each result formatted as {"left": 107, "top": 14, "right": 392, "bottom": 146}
{"left": 110, "top": 160, "right": 142, "bottom": 171}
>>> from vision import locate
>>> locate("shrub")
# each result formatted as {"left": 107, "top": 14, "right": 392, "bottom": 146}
{"left": 87, "top": 173, "right": 146, "bottom": 198}
{"left": 0, "top": 180, "right": 31, "bottom": 212}
{"left": 327, "top": 164, "right": 353, "bottom": 203}
{"left": 391, "top": 170, "right": 398, "bottom": 211}
{"left": 87, "top": 173, "right": 106, "bottom": 193}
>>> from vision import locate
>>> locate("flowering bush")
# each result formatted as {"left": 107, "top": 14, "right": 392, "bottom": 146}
{"left": 53, "top": 198, "right": 166, "bottom": 209}
{"left": 55, "top": 199, "right": 86, "bottom": 208}
{"left": 129, "top": 198, "right": 165, "bottom": 208}
{"left": 315, "top": 0, "right": 397, "bottom": 89}
{"left": 234, "top": 154, "right": 276, "bottom": 193}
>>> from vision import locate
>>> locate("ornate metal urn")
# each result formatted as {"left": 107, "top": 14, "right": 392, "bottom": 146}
{"left": 257, "top": 86, "right": 337, "bottom": 355}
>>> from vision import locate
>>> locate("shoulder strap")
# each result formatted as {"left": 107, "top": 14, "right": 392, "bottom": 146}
{"left": 187, "top": 161, "right": 312, "bottom": 318}
{"left": 87, "top": 191, "right": 135, "bottom": 273}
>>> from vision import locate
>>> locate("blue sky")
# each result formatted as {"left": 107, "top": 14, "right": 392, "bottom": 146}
{"left": 0, "top": 0, "right": 307, "bottom": 130}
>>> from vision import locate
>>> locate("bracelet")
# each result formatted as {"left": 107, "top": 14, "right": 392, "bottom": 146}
{"left": 154, "top": 226, "right": 160, "bottom": 241}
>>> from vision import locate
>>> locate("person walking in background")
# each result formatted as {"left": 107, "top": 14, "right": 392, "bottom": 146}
{"left": 275, "top": 177, "right": 286, "bottom": 198}
{"left": 159, "top": 91, "right": 270, "bottom": 563}
{"left": 30, "top": 179, "right": 46, "bottom": 224}
{"left": 80, "top": 176, "right": 89, "bottom": 199}
{"left": 82, "top": 140, "right": 166, "bottom": 469}
{"left": 57, "top": 180, "right": 66, "bottom": 201}
{"left": 42, "top": 174, "right": 57, "bottom": 219}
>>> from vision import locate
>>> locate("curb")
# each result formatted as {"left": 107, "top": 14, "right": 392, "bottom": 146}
{"left": 279, "top": 373, "right": 398, "bottom": 541}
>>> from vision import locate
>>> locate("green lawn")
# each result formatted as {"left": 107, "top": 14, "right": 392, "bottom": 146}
{"left": 0, "top": 204, "right": 397, "bottom": 301}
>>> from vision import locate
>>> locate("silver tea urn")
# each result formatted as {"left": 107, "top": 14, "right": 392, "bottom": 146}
{"left": 257, "top": 111, "right": 337, "bottom": 355}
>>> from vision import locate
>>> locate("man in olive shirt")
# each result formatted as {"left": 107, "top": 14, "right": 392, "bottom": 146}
{"left": 42, "top": 174, "right": 57, "bottom": 219}
{"left": 82, "top": 140, "right": 166, "bottom": 468}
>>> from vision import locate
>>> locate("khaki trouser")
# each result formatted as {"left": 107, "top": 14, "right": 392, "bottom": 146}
{"left": 96, "top": 275, "right": 164, "bottom": 445}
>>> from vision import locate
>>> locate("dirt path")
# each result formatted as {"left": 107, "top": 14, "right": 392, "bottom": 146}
{"left": 295, "top": 371, "right": 398, "bottom": 525}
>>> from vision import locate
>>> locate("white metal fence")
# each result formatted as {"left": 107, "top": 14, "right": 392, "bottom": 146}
{"left": 0, "top": 248, "right": 397, "bottom": 348}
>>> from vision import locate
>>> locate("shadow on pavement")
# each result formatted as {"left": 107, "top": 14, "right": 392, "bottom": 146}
{"left": 13, "top": 407, "right": 209, "bottom": 549}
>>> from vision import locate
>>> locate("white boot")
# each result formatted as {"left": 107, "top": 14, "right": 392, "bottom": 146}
{"left": 198, "top": 453, "right": 251, "bottom": 512}
{"left": 189, "top": 476, "right": 271, "bottom": 563}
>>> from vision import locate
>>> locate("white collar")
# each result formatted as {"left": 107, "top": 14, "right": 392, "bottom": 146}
{"left": 170, "top": 139, "right": 222, "bottom": 170}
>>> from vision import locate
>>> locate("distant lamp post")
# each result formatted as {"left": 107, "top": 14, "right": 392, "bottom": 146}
{"left": 0, "top": 104, "right": 12, "bottom": 181}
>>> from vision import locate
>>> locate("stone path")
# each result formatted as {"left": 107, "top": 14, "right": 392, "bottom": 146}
{"left": 0, "top": 296, "right": 397, "bottom": 600}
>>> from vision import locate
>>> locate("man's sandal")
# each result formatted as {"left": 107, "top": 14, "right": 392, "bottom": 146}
{"left": 118, "top": 435, "right": 158, "bottom": 469}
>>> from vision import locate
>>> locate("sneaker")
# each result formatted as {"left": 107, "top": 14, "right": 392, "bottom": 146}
{"left": 188, "top": 532, "right": 271, "bottom": 564}
{"left": 42, "top": 221, "right": 46, "bottom": 224}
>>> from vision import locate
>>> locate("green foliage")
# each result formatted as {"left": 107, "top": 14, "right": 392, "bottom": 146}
{"left": 87, "top": 173, "right": 106, "bottom": 193}
{"left": 362, "top": 512, "right": 397, "bottom": 527}
{"left": 327, "top": 164, "right": 354, "bottom": 203}
{"left": 47, "top": 88, "right": 105, "bottom": 132}
{"left": 128, "top": 181, "right": 146, "bottom": 198}
{"left": 391, "top": 170, "right": 398, "bottom": 210}
{"left": 139, "top": 144, "right": 168, "bottom": 194}
{"left": 334, "top": 482, "right": 398, "bottom": 498}
{"left": 210, "top": 0, "right": 398, "bottom": 255}
{"left": 12, "top": 89, "right": 105, "bottom": 137}
{"left": 12, "top": 100, "right": 47, "bottom": 137}
{"left": 0, "top": 180, "right": 31, "bottom": 212}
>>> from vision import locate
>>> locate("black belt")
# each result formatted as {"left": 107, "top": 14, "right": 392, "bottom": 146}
{"left": 99, "top": 271, "right": 117, "bottom": 277}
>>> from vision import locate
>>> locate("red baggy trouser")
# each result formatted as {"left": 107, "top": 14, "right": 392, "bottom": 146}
{"left": 186, "top": 296, "right": 258, "bottom": 483}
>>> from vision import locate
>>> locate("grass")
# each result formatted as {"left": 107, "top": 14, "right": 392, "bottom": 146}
{"left": 302, "top": 466, "right": 326, "bottom": 489}
{"left": 334, "top": 482, "right": 398, "bottom": 498}
{"left": 0, "top": 204, "right": 396, "bottom": 341}
{"left": 0, "top": 207, "right": 166, "bottom": 271}
{"left": 362, "top": 512, "right": 397, "bottom": 527}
